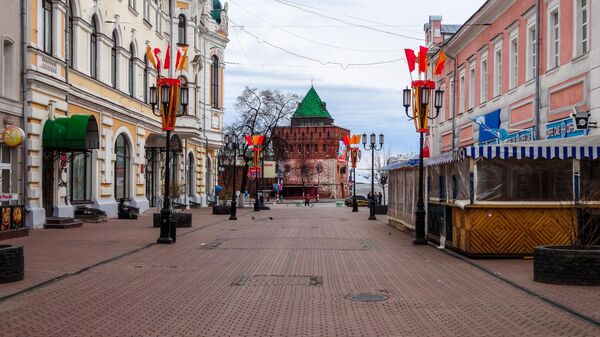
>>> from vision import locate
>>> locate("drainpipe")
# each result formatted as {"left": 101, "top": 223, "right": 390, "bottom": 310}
{"left": 21, "top": 0, "right": 29, "bottom": 222}
{"left": 534, "top": 0, "right": 541, "bottom": 140}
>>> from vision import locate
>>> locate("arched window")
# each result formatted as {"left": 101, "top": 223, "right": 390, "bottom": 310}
{"left": 42, "top": 0, "right": 53, "bottom": 54}
{"left": 178, "top": 76, "right": 187, "bottom": 115}
{"left": 111, "top": 31, "right": 118, "bottom": 89}
{"left": 143, "top": 55, "right": 149, "bottom": 103}
{"left": 67, "top": 1, "right": 74, "bottom": 67}
{"left": 211, "top": 55, "right": 220, "bottom": 109}
{"left": 90, "top": 16, "right": 98, "bottom": 79}
{"left": 128, "top": 43, "right": 135, "bottom": 97}
{"left": 178, "top": 14, "right": 186, "bottom": 45}
{"left": 114, "top": 134, "right": 131, "bottom": 200}
{"left": 187, "top": 153, "right": 195, "bottom": 197}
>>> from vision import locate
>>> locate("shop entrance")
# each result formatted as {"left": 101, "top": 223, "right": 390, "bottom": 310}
{"left": 145, "top": 148, "right": 158, "bottom": 207}
{"left": 42, "top": 151, "right": 55, "bottom": 217}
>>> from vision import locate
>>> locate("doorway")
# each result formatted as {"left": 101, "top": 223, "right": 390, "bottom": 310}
{"left": 42, "top": 151, "right": 55, "bottom": 217}
{"left": 145, "top": 148, "right": 157, "bottom": 207}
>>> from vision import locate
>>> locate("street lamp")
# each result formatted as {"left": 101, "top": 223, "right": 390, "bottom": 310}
{"left": 362, "top": 132, "right": 384, "bottom": 220}
{"left": 246, "top": 135, "right": 264, "bottom": 212}
{"left": 403, "top": 82, "right": 443, "bottom": 245}
{"left": 150, "top": 78, "right": 188, "bottom": 244}
{"left": 224, "top": 133, "right": 239, "bottom": 220}
{"left": 347, "top": 145, "right": 362, "bottom": 212}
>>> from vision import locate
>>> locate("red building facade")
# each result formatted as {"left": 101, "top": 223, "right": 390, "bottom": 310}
{"left": 273, "top": 87, "right": 350, "bottom": 199}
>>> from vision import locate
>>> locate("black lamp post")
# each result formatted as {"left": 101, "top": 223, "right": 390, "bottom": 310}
{"left": 224, "top": 133, "right": 239, "bottom": 220}
{"left": 362, "top": 133, "right": 384, "bottom": 220}
{"left": 348, "top": 148, "right": 362, "bottom": 212}
{"left": 150, "top": 81, "right": 188, "bottom": 244}
{"left": 403, "top": 85, "right": 443, "bottom": 245}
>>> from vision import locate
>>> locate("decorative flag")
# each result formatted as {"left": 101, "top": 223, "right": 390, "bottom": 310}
{"left": 343, "top": 135, "right": 350, "bottom": 146}
{"left": 405, "top": 49, "right": 417, "bottom": 73}
{"left": 146, "top": 45, "right": 157, "bottom": 70}
{"left": 175, "top": 49, "right": 181, "bottom": 71}
{"left": 164, "top": 45, "right": 171, "bottom": 70}
{"left": 245, "top": 135, "right": 253, "bottom": 146}
{"left": 418, "top": 46, "right": 429, "bottom": 73}
{"left": 153, "top": 48, "right": 162, "bottom": 73}
{"left": 177, "top": 47, "right": 189, "bottom": 71}
{"left": 434, "top": 50, "right": 447, "bottom": 75}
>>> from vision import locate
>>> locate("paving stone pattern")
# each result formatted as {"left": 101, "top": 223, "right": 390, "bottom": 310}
{"left": 0, "top": 206, "right": 599, "bottom": 336}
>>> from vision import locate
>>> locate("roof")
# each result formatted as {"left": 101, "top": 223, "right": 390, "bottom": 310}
{"left": 292, "top": 86, "right": 333, "bottom": 119}
{"left": 441, "top": 24, "right": 462, "bottom": 34}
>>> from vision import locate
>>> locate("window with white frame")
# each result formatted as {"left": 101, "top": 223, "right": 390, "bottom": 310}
{"left": 111, "top": 31, "right": 118, "bottom": 89}
{"left": 144, "top": 0, "right": 150, "bottom": 21}
{"left": 449, "top": 80, "right": 455, "bottom": 119}
{"left": 527, "top": 24, "right": 537, "bottom": 81}
{"left": 42, "top": 0, "right": 53, "bottom": 54}
{"left": 494, "top": 46, "right": 502, "bottom": 97}
{"left": 0, "top": 145, "right": 12, "bottom": 205}
{"left": 469, "top": 65, "right": 475, "bottom": 109}
{"left": 575, "top": 0, "right": 589, "bottom": 56}
{"left": 459, "top": 71, "right": 465, "bottom": 114}
{"left": 2, "top": 39, "right": 15, "bottom": 99}
{"left": 480, "top": 55, "right": 488, "bottom": 103}
{"left": 509, "top": 37, "right": 518, "bottom": 89}
{"left": 129, "top": 0, "right": 136, "bottom": 10}
{"left": 549, "top": 8, "right": 560, "bottom": 69}
{"left": 438, "top": 81, "right": 445, "bottom": 122}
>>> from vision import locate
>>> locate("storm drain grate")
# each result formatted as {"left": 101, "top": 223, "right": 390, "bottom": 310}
{"left": 200, "top": 239, "right": 225, "bottom": 250}
{"left": 231, "top": 275, "right": 323, "bottom": 286}
{"left": 345, "top": 293, "right": 390, "bottom": 302}
{"left": 359, "top": 239, "right": 381, "bottom": 250}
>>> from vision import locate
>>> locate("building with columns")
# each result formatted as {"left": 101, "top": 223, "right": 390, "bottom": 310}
{"left": 23, "top": 0, "right": 229, "bottom": 228}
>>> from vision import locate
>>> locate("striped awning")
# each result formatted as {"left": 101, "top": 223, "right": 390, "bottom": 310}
{"left": 461, "top": 135, "right": 600, "bottom": 160}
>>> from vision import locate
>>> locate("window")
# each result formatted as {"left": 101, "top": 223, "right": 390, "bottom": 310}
{"left": 469, "top": 66, "right": 475, "bottom": 109}
{"left": 129, "top": 43, "right": 135, "bottom": 97}
{"left": 144, "top": 0, "right": 150, "bottom": 21}
{"left": 187, "top": 153, "right": 195, "bottom": 197}
{"left": 527, "top": 25, "right": 537, "bottom": 81}
{"left": 111, "top": 31, "right": 118, "bottom": 89}
{"left": 42, "top": 0, "right": 53, "bottom": 54}
{"left": 576, "top": 0, "right": 589, "bottom": 56}
{"left": 114, "top": 134, "right": 131, "bottom": 200}
{"left": 494, "top": 47, "right": 502, "bottom": 97}
{"left": 459, "top": 72, "right": 465, "bottom": 114}
{"left": 68, "top": 1, "right": 74, "bottom": 67}
{"left": 211, "top": 55, "right": 220, "bottom": 109}
{"left": 480, "top": 57, "right": 488, "bottom": 103}
{"left": 178, "top": 76, "right": 188, "bottom": 115}
{"left": 549, "top": 9, "right": 560, "bottom": 69}
{"left": 90, "top": 16, "right": 98, "bottom": 79}
{"left": 509, "top": 37, "right": 518, "bottom": 88}
{"left": 129, "top": 0, "right": 136, "bottom": 9}
{"left": 0, "top": 145, "right": 12, "bottom": 205}
{"left": 143, "top": 55, "right": 149, "bottom": 103}
{"left": 449, "top": 81, "right": 455, "bottom": 119}
{"left": 70, "top": 152, "right": 92, "bottom": 203}
{"left": 2, "top": 40, "right": 14, "bottom": 98}
{"left": 178, "top": 15, "right": 186, "bottom": 45}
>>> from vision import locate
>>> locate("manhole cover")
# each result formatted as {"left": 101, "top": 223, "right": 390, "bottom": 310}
{"left": 345, "top": 293, "right": 390, "bottom": 302}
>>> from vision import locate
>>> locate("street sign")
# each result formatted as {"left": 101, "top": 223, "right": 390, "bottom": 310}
{"left": 248, "top": 167, "right": 262, "bottom": 178}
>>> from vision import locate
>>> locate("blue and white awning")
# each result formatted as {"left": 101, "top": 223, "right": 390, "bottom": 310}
{"left": 461, "top": 135, "right": 600, "bottom": 160}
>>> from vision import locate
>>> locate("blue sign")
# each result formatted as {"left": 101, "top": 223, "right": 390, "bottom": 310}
{"left": 503, "top": 127, "right": 535, "bottom": 143}
{"left": 478, "top": 109, "right": 502, "bottom": 142}
{"left": 546, "top": 117, "right": 589, "bottom": 139}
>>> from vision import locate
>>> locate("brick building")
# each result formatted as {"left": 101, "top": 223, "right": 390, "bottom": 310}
{"left": 273, "top": 87, "right": 350, "bottom": 199}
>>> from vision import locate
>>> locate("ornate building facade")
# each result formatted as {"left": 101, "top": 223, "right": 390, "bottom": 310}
{"left": 273, "top": 87, "right": 350, "bottom": 199}
{"left": 23, "top": 0, "right": 229, "bottom": 227}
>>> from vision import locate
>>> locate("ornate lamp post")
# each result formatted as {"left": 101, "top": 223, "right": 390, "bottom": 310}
{"left": 224, "top": 133, "right": 239, "bottom": 220}
{"left": 362, "top": 133, "right": 384, "bottom": 220}
{"left": 149, "top": 78, "right": 188, "bottom": 244}
{"left": 403, "top": 82, "right": 444, "bottom": 245}
{"left": 246, "top": 135, "right": 264, "bottom": 212}
{"left": 347, "top": 146, "right": 362, "bottom": 212}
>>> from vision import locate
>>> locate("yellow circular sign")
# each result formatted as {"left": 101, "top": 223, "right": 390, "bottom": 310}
{"left": 2, "top": 126, "right": 25, "bottom": 148}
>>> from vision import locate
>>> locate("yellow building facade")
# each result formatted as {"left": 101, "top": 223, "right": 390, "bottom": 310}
{"left": 25, "top": 0, "right": 229, "bottom": 227}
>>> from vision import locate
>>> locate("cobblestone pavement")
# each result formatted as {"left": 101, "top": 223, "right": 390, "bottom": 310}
{"left": 0, "top": 206, "right": 599, "bottom": 336}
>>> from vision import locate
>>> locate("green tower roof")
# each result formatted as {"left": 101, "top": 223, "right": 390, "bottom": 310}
{"left": 211, "top": 0, "right": 222, "bottom": 24}
{"left": 292, "top": 87, "right": 333, "bottom": 119}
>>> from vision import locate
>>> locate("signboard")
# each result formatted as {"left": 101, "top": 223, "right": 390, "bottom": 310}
{"left": 263, "top": 161, "right": 276, "bottom": 179}
{"left": 546, "top": 117, "right": 589, "bottom": 139}
{"left": 337, "top": 141, "right": 347, "bottom": 163}
{"left": 248, "top": 167, "right": 262, "bottom": 178}
{"left": 2, "top": 126, "right": 25, "bottom": 148}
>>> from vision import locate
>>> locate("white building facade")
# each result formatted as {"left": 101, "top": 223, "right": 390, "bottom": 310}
{"left": 25, "top": 0, "right": 229, "bottom": 227}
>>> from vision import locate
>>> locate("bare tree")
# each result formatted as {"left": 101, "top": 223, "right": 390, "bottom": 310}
{"left": 365, "top": 147, "right": 392, "bottom": 205}
{"left": 229, "top": 87, "right": 300, "bottom": 193}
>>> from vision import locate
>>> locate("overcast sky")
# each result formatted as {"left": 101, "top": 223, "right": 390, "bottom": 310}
{"left": 223, "top": 0, "right": 486, "bottom": 158}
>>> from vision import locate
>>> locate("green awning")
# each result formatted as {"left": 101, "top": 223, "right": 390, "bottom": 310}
{"left": 43, "top": 115, "right": 99, "bottom": 151}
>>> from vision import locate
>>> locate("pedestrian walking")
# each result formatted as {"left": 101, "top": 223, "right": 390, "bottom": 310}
{"left": 377, "top": 192, "right": 382, "bottom": 206}
{"left": 304, "top": 194, "right": 311, "bottom": 207}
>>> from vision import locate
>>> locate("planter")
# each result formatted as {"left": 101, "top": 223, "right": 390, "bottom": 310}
{"left": 0, "top": 245, "right": 24, "bottom": 284}
{"left": 212, "top": 206, "right": 231, "bottom": 215}
{"left": 374, "top": 205, "right": 388, "bottom": 215}
{"left": 534, "top": 246, "right": 600, "bottom": 286}
{"left": 153, "top": 213, "right": 193, "bottom": 228}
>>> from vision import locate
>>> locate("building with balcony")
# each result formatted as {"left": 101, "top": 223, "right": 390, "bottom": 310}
{"left": 24, "top": 0, "right": 229, "bottom": 227}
